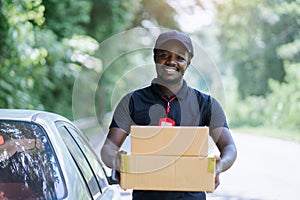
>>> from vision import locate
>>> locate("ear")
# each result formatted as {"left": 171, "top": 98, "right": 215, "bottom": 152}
{"left": 153, "top": 54, "right": 158, "bottom": 63}
{"left": 186, "top": 60, "right": 191, "bottom": 67}
{"left": 184, "top": 52, "right": 191, "bottom": 67}
{"left": 153, "top": 49, "right": 158, "bottom": 63}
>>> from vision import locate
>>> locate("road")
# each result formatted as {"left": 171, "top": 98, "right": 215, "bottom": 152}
{"left": 90, "top": 130, "right": 300, "bottom": 200}
{"left": 207, "top": 132, "right": 300, "bottom": 200}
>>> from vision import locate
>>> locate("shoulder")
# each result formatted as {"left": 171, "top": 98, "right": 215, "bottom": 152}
{"left": 130, "top": 85, "right": 154, "bottom": 99}
{"left": 133, "top": 85, "right": 151, "bottom": 94}
{"left": 188, "top": 86, "right": 212, "bottom": 103}
{"left": 119, "top": 85, "right": 151, "bottom": 98}
{"left": 116, "top": 85, "right": 152, "bottom": 107}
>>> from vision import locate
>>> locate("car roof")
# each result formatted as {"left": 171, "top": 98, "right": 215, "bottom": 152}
{"left": 0, "top": 109, "right": 71, "bottom": 123}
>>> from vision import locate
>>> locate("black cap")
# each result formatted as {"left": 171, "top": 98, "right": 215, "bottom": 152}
{"left": 154, "top": 30, "right": 194, "bottom": 58}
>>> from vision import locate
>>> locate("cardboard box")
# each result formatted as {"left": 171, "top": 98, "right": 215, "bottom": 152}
{"left": 130, "top": 126, "right": 208, "bottom": 156}
{"left": 120, "top": 154, "right": 216, "bottom": 192}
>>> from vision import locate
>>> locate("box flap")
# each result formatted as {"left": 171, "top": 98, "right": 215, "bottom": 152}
{"left": 131, "top": 126, "right": 209, "bottom": 156}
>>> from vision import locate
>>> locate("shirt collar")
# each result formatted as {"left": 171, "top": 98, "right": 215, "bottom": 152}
{"left": 150, "top": 79, "right": 188, "bottom": 100}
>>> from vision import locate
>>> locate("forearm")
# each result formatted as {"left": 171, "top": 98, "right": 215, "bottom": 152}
{"left": 219, "top": 144, "right": 237, "bottom": 172}
{"left": 101, "top": 139, "right": 119, "bottom": 169}
{"left": 101, "top": 128, "right": 128, "bottom": 171}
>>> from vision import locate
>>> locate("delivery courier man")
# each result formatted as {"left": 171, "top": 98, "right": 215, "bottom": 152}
{"left": 101, "top": 30, "right": 237, "bottom": 200}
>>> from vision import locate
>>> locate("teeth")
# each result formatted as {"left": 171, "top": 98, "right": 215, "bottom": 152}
{"left": 165, "top": 68, "right": 177, "bottom": 72}
{"left": 165, "top": 68, "right": 176, "bottom": 72}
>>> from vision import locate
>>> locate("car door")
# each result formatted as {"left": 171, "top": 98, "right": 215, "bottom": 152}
{"left": 56, "top": 121, "right": 120, "bottom": 200}
{"left": 56, "top": 122, "right": 101, "bottom": 199}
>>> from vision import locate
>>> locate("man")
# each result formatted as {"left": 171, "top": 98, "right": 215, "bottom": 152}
{"left": 101, "top": 30, "right": 237, "bottom": 200}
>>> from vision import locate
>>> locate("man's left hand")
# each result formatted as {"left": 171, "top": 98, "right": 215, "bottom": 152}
{"left": 215, "top": 156, "right": 222, "bottom": 190}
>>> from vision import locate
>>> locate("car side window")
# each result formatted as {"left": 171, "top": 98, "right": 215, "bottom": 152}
{"left": 63, "top": 124, "right": 109, "bottom": 190}
{"left": 0, "top": 120, "right": 66, "bottom": 199}
{"left": 57, "top": 125, "right": 101, "bottom": 199}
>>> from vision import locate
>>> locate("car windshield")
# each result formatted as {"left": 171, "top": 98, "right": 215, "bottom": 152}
{"left": 0, "top": 120, "right": 65, "bottom": 199}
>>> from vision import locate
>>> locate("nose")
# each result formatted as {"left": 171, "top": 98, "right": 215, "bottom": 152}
{"left": 165, "top": 54, "right": 177, "bottom": 66}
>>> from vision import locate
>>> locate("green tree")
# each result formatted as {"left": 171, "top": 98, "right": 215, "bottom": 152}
{"left": 43, "top": 0, "right": 91, "bottom": 39}
{"left": 0, "top": 0, "right": 94, "bottom": 119}
{"left": 264, "top": 1, "right": 300, "bottom": 129}
{"left": 87, "top": 0, "right": 140, "bottom": 42}
{"left": 0, "top": 0, "right": 48, "bottom": 110}
{"left": 131, "top": 0, "right": 179, "bottom": 29}
{"left": 216, "top": 0, "right": 299, "bottom": 98}
{"left": 265, "top": 62, "right": 300, "bottom": 129}
{"left": 0, "top": 0, "right": 184, "bottom": 122}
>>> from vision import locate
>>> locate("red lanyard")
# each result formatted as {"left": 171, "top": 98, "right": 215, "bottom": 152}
{"left": 161, "top": 96, "right": 177, "bottom": 117}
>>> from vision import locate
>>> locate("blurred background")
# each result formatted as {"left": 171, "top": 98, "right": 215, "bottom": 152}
{"left": 1, "top": 0, "right": 299, "bottom": 140}
{"left": 1, "top": 0, "right": 299, "bottom": 199}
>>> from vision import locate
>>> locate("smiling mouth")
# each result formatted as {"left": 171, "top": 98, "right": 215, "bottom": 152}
{"left": 164, "top": 66, "right": 179, "bottom": 72}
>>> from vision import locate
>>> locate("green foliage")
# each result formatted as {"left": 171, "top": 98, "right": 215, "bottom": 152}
{"left": 87, "top": 0, "right": 179, "bottom": 42}
{"left": 132, "top": 0, "right": 179, "bottom": 29}
{"left": 216, "top": 0, "right": 300, "bottom": 131}
{"left": 43, "top": 0, "right": 91, "bottom": 39}
{"left": 265, "top": 62, "right": 300, "bottom": 129}
{"left": 225, "top": 62, "right": 300, "bottom": 130}
{"left": 35, "top": 30, "right": 76, "bottom": 118}
{"left": 0, "top": 0, "right": 47, "bottom": 110}
{"left": 223, "top": 74, "right": 266, "bottom": 128}
{"left": 277, "top": 39, "right": 300, "bottom": 61}
{"left": 88, "top": 0, "right": 140, "bottom": 41}
{"left": 216, "top": 0, "right": 300, "bottom": 98}
{"left": 0, "top": 0, "right": 93, "bottom": 119}
{"left": 0, "top": 0, "right": 183, "bottom": 122}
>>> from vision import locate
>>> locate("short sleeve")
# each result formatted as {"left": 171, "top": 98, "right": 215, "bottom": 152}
{"left": 209, "top": 97, "right": 228, "bottom": 131}
{"left": 109, "top": 93, "right": 135, "bottom": 134}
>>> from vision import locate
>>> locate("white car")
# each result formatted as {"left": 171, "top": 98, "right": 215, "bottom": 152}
{"left": 0, "top": 109, "right": 121, "bottom": 200}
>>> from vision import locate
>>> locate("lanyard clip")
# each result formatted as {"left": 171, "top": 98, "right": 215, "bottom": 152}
{"left": 161, "top": 96, "right": 177, "bottom": 117}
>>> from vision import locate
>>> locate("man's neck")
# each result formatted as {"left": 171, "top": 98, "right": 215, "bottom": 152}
{"left": 156, "top": 79, "right": 184, "bottom": 96}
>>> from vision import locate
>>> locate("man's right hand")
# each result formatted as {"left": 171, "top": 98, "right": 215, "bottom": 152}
{"left": 114, "top": 150, "right": 127, "bottom": 172}
{"left": 101, "top": 128, "right": 128, "bottom": 170}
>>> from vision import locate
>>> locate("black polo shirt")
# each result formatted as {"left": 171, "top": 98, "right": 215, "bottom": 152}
{"left": 109, "top": 79, "right": 228, "bottom": 200}
{"left": 110, "top": 79, "right": 228, "bottom": 134}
